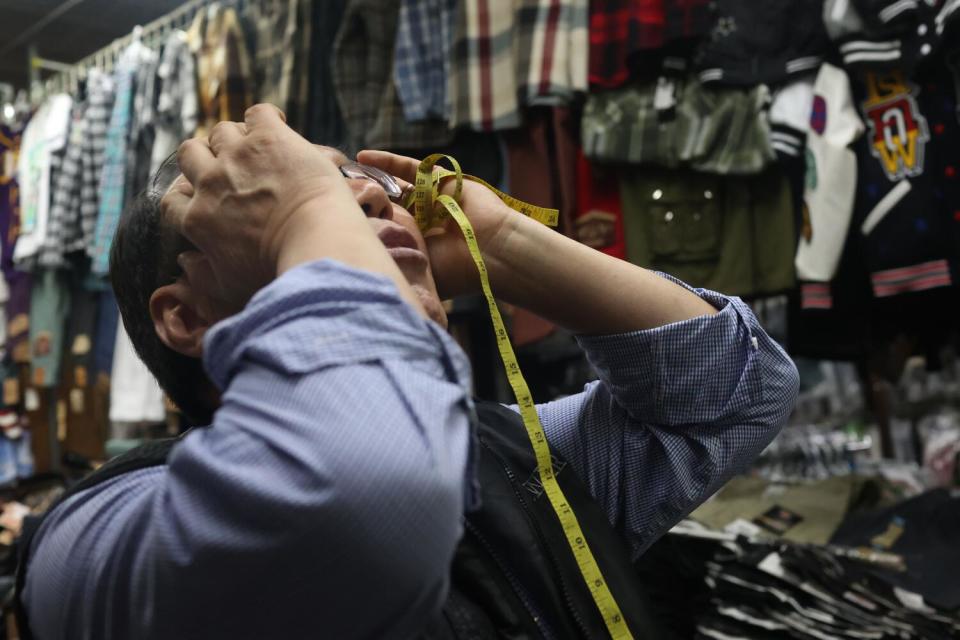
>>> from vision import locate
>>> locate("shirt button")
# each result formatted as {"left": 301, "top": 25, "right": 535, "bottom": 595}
{"left": 652, "top": 189, "right": 663, "bottom": 200}
{"left": 917, "top": 23, "right": 927, "bottom": 36}
{"left": 704, "top": 189, "right": 714, "bottom": 200}
{"left": 751, "top": 336, "right": 759, "bottom": 350}
{"left": 920, "top": 43, "right": 932, "bottom": 56}
{"left": 664, "top": 210, "right": 674, "bottom": 222}
{"left": 693, "top": 212, "right": 702, "bottom": 222}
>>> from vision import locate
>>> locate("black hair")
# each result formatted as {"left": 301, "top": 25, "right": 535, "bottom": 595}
{"left": 109, "top": 178, "right": 217, "bottom": 425}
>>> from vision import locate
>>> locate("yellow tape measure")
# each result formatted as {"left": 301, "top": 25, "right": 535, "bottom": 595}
{"left": 410, "top": 154, "right": 633, "bottom": 639}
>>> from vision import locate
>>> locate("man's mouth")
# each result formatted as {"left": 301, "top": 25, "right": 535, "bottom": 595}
{"left": 377, "top": 225, "right": 419, "bottom": 251}
{"left": 378, "top": 225, "right": 428, "bottom": 267}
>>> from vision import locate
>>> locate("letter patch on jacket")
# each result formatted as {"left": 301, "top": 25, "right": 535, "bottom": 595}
{"left": 861, "top": 70, "right": 930, "bottom": 181}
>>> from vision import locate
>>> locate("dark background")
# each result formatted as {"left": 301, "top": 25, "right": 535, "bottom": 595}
{"left": 0, "top": 0, "right": 187, "bottom": 90}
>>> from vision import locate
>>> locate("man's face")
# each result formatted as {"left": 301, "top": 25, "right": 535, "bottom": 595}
{"left": 164, "top": 146, "right": 448, "bottom": 331}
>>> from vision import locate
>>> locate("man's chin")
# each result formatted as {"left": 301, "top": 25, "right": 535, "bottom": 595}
{"left": 409, "top": 283, "right": 448, "bottom": 328}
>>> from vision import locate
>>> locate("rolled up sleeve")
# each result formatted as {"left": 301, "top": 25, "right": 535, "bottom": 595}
{"left": 532, "top": 275, "right": 799, "bottom": 557}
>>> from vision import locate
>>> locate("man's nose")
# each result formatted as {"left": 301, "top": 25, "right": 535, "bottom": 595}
{"left": 347, "top": 179, "right": 393, "bottom": 220}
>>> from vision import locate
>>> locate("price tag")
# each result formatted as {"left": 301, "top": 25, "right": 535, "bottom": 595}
{"left": 70, "top": 388, "right": 85, "bottom": 414}
{"left": 2, "top": 378, "right": 19, "bottom": 406}
{"left": 24, "top": 388, "right": 39, "bottom": 412}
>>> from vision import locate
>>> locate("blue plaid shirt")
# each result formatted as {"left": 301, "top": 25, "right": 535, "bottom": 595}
{"left": 393, "top": 0, "right": 456, "bottom": 122}
{"left": 23, "top": 260, "right": 798, "bottom": 638}
{"left": 89, "top": 45, "right": 139, "bottom": 275}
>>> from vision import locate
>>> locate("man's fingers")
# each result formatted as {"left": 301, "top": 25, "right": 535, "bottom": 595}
{"left": 208, "top": 121, "right": 247, "bottom": 155}
{"left": 244, "top": 103, "right": 287, "bottom": 131}
{"left": 356, "top": 150, "right": 421, "bottom": 183}
{"left": 177, "top": 137, "right": 216, "bottom": 186}
{"left": 160, "top": 184, "right": 192, "bottom": 232}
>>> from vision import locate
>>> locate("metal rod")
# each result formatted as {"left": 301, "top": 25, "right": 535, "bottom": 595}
{"left": 31, "top": 57, "right": 73, "bottom": 73}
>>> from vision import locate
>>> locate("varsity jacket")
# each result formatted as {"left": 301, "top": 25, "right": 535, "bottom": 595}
{"left": 797, "top": 56, "right": 960, "bottom": 295}
{"left": 823, "top": 0, "right": 960, "bottom": 74}
{"left": 16, "top": 401, "right": 661, "bottom": 639}
{"left": 848, "top": 61, "right": 960, "bottom": 298}
{"left": 795, "top": 62, "right": 866, "bottom": 282}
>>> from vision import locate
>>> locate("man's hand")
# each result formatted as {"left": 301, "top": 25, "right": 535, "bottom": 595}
{"left": 357, "top": 150, "right": 517, "bottom": 299}
{"left": 162, "top": 105, "right": 429, "bottom": 317}
{"left": 162, "top": 105, "right": 365, "bottom": 298}
{"left": 361, "top": 149, "right": 717, "bottom": 335}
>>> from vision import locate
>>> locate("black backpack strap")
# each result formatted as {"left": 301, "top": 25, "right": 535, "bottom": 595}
{"left": 14, "top": 436, "right": 181, "bottom": 640}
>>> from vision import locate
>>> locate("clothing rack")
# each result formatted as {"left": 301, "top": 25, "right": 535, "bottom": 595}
{"left": 34, "top": 0, "right": 256, "bottom": 98}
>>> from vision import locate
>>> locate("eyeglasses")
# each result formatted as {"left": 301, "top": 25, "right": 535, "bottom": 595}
{"left": 339, "top": 162, "right": 406, "bottom": 203}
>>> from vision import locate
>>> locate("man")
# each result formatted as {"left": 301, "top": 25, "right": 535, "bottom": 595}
{"left": 18, "top": 105, "right": 798, "bottom": 638}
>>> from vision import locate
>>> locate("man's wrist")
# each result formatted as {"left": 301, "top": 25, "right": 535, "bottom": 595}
{"left": 272, "top": 191, "right": 371, "bottom": 275}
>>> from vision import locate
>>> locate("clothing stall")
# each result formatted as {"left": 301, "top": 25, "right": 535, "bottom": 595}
{"left": 0, "top": 0, "right": 959, "bottom": 637}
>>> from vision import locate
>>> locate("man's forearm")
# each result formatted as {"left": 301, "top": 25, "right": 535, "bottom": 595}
{"left": 486, "top": 213, "right": 717, "bottom": 335}
{"left": 275, "top": 187, "right": 428, "bottom": 318}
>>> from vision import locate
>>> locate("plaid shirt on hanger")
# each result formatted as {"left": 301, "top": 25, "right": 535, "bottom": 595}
{"left": 37, "top": 73, "right": 113, "bottom": 267}
{"left": 250, "top": 0, "right": 296, "bottom": 111}
{"left": 188, "top": 3, "right": 254, "bottom": 138}
{"left": 247, "top": 0, "right": 313, "bottom": 135}
{"left": 332, "top": 0, "right": 452, "bottom": 152}
{"left": 79, "top": 72, "right": 114, "bottom": 257}
{"left": 589, "top": 0, "right": 713, "bottom": 88}
{"left": 447, "top": 0, "right": 520, "bottom": 131}
{"left": 90, "top": 44, "right": 144, "bottom": 276}
{"left": 151, "top": 30, "right": 199, "bottom": 175}
{"left": 448, "top": 0, "right": 588, "bottom": 132}
{"left": 39, "top": 100, "right": 86, "bottom": 268}
{"left": 515, "top": 0, "right": 588, "bottom": 105}
{"left": 393, "top": 0, "right": 456, "bottom": 122}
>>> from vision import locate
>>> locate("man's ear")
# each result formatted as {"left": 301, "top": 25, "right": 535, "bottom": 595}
{"left": 149, "top": 282, "right": 212, "bottom": 358}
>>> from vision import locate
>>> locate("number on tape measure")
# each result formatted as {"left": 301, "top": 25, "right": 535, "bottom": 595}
{"left": 412, "top": 155, "right": 633, "bottom": 640}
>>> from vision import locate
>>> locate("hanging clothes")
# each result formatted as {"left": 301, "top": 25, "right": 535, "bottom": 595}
{"left": 694, "top": 0, "right": 828, "bottom": 88}
{"left": 89, "top": 42, "right": 147, "bottom": 276}
{"left": 574, "top": 151, "right": 626, "bottom": 259}
{"left": 305, "top": 0, "right": 348, "bottom": 146}
{"left": 822, "top": 0, "right": 960, "bottom": 76}
{"left": 38, "top": 98, "right": 85, "bottom": 268}
{"left": 248, "top": 0, "right": 312, "bottom": 132}
{"left": 620, "top": 165, "right": 796, "bottom": 297}
{"left": 12, "top": 93, "right": 72, "bottom": 269}
{"left": 109, "top": 322, "right": 165, "bottom": 424}
{"left": 150, "top": 30, "right": 199, "bottom": 176}
{"left": 516, "top": 0, "right": 588, "bottom": 106}
{"left": 188, "top": 3, "right": 254, "bottom": 138}
{"left": 0, "top": 123, "right": 21, "bottom": 360}
{"left": 582, "top": 74, "right": 775, "bottom": 174}
{"left": 588, "top": 0, "right": 713, "bottom": 88}
{"left": 849, "top": 65, "right": 960, "bottom": 299}
{"left": 28, "top": 269, "right": 71, "bottom": 388}
{"left": 447, "top": 0, "right": 589, "bottom": 132}
{"left": 124, "top": 47, "right": 160, "bottom": 209}
{"left": 332, "top": 0, "right": 453, "bottom": 152}
{"left": 393, "top": 0, "right": 456, "bottom": 122}
{"left": 795, "top": 63, "right": 865, "bottom": 282}
{"left": 6, "top": 272, "right": 31, "bottom": 364}
{"left": 39, "top": 70, "right": 114, "bottom": 268}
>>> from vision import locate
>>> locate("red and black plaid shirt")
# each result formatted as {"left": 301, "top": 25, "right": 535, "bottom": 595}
{"left": 589, "top": 0, "right": 712, "bottom": 88}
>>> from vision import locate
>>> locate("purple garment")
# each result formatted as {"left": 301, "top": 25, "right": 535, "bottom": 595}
{"left": 0, "top": 124, "right": 21, "bottom": 281}
{"left": 5, "top": 272, "right": 31, "bottom": 361}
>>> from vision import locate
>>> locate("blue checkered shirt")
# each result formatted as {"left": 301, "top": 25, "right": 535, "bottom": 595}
{"left": 22, "top": 261, "right": 798, "bottom": 638}
{"left": 393, "top": 0, "right": 456, "bottom": 122}
{"left": 89, "top": 45, "right": 140, "bottom": 275}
